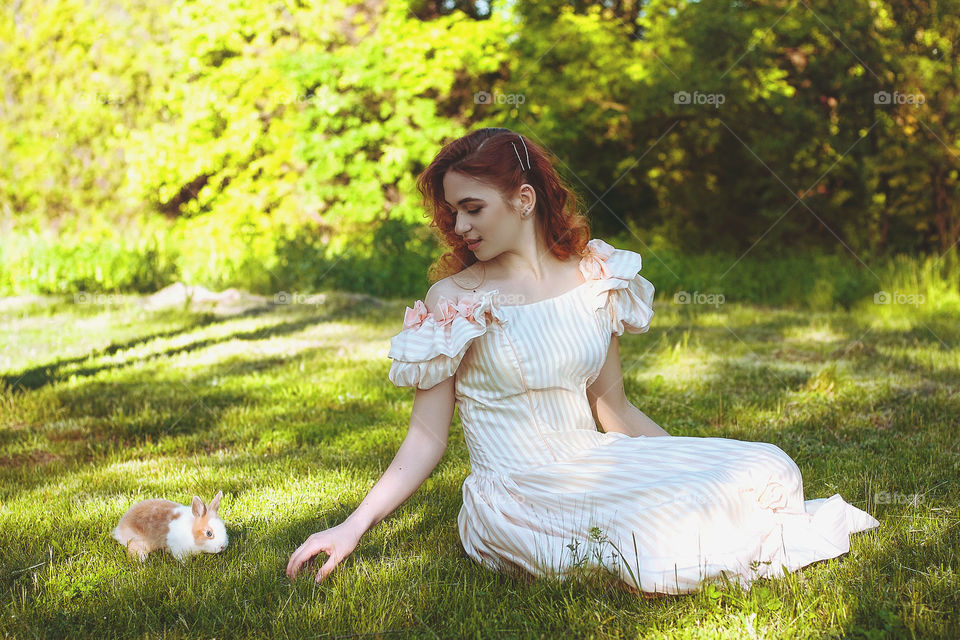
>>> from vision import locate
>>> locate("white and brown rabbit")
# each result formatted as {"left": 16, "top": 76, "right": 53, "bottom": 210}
{"left": 113, "top": 491, "right": 228, "bottom": 562}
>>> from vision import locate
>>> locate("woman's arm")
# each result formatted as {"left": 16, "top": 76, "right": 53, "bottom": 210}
{"left": 343, "top": 375, "right": 455, "bottom": 535}
{"left": 595, "top": 399, "right": 671, "bottom": 437}
{"left": 340, "top": 281, "right": 457, "bottom": 535}
{"left": 287, "top": 285, "right": 458, "bottom": 582}
{"left": 286, "top": 374, "right": 455, "bottom": 582}
{"left": 586, "top": 335, "right": 671, "bottom": 437}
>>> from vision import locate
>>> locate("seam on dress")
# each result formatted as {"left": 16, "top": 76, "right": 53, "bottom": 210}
{"left": 498, "top": 322, "right": 562, "bottom": 464}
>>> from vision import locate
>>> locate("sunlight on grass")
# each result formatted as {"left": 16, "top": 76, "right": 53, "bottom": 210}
{"left": 633, "top": 328, "right": 720, "bottom": 389}
{"left": 1, "top": 293, "right": 957, "bottom": 638}
{"left": 782, "top": 323, "right": 846, "bottom": 345}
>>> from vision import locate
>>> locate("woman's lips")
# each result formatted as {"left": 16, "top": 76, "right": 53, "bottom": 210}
{"left": 467, "top": 239, "right": 482, "bottom": 250}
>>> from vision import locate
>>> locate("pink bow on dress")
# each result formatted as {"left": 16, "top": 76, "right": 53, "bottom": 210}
{"left": 401, "top": 296, "right": 483, "bottom": 330}
{"left": 579, "top": 238, "right": 615, "bottom": 281}
{"left": 456, "top": 297, "right": 482, "bottom": 325}
{"left": 433, "top": 297, "right": 460, "bottom": 326}
{"left": 435, "top": 296, "right": 483, "bottom": 326}
{"left": 402, "top": 300, "right": 430, "bottom": 330}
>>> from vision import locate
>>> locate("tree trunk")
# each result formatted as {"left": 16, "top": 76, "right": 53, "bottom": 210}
{"left": 932, "top": 163, "right": 960, "bottom": 254}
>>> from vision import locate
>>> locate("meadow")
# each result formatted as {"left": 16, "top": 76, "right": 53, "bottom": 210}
{"left": 1, "top": 280, "right": 957, "bottom": 639}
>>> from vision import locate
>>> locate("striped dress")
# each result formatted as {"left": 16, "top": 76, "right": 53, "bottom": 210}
{"left": 387, "top": 238, "right": 880, "bottom": 595}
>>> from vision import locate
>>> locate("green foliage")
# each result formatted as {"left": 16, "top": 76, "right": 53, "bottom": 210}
{"left": 283, "top": 3, "right": 512, "bottom": 228}
{"left": 1, "top": 0, "right": 958, "bottom": 303}
{"left": 315, "top": 220, "right": 440, "bottom": 298}
{"left": 2, "top": 219, "right": 178, "bottom": 295}
{"left": 612, "top": 232, "right": 960, "bottom": 313}
{"left": 490, "top": 0, "right": 960, "bottom": 256}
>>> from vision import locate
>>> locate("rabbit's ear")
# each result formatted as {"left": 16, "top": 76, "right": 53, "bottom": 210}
{"left": 192, "top": 496, "right": 206, "bottom": 517}
{"left": 209, "top": 490, "right": 223, "bottom": 512}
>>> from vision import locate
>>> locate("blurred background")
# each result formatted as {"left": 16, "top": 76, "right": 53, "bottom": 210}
{"left": 1, "top": 0, "right": 958, "bottom": 309}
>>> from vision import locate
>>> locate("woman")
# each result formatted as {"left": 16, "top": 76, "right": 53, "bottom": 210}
{"left": 286, "top": 127, "right": 880, "bottom": 594}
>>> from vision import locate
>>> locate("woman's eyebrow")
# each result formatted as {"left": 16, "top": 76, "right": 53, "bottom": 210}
{"left": 444, "top": 197, "right": 485, "bottom": 206}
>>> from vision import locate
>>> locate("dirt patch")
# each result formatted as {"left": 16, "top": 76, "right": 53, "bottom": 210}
{"left": 0, "top": 449, "right": 62, "bottom": 468}
{"left": 830, "top": 340, "right": 878, "bottom": 359}
{"left": 773, "top": 347, "right": 825, "bottom": 363}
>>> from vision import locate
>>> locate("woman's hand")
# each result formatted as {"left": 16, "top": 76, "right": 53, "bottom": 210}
{"left": 286, "top": 520, "right": 364, "bottom": 583}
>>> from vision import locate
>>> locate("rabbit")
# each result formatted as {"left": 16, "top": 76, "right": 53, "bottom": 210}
{"left": 113, "top": 491, "right": 228, "bottom": 562}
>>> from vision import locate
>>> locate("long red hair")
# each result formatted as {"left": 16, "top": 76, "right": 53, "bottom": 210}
{"left": 416, "top": 127, "right": 591, "bottom": 283}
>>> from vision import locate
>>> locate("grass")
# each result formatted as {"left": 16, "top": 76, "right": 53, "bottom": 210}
{"left": 1, "top": 288, "right": 958, "bottom": 639}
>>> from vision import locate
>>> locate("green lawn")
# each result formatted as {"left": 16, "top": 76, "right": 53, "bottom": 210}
{"left": 1, "top": 291, "right": 957, "bottom": 639}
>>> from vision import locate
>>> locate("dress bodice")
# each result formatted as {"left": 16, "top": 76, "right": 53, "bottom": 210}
{"left": 387, "top": 238, "right": 656, "bottom": 475}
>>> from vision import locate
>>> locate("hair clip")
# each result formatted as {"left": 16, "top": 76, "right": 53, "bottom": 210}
{"left": 510, "top": 136, "right": 531, "bottom": 171}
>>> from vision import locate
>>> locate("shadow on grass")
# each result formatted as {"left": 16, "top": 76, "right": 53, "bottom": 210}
{"left": 0, "top": 310, "right": 225, "bottom": 392}
{"left": 1, "top": 299, "right": 387, "bottom": 395}
{"left": 0, "top": 341, "right": 396, "bottom": 498}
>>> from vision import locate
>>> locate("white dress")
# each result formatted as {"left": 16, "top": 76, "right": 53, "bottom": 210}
{"left": 386, "top": 238, "right": 880, "bottom": 595}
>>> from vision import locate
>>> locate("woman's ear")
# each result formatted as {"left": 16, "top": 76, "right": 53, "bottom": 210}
{"left": 515, "top": 183, "right": 536, "bottom": 214}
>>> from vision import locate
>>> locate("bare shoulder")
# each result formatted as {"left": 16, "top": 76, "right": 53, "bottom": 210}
{"left": 425, "top": 265, "right": 483, "bottom": 310}
{"left": 424, "top": 278, "right": 461, "bottom": 312}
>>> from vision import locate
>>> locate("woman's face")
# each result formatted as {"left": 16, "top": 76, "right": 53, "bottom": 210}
{"left": 442, "top": 170, "right": 532, "bottom": 259}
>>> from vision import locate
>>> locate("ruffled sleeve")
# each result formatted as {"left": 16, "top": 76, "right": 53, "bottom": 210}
{"left": 387, "top": 290, "right": 504, "bottom": 390}
{"left": 580, "top": 238, "right": 655, "bottom": 336}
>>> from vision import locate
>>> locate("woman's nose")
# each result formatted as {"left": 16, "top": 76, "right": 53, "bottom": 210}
{"left": 454, "top": 212, "right": 469, "bottom": 234}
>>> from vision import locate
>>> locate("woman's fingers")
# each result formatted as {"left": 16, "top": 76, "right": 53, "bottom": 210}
{"left": 287, "top": 523, "right": 360, "bottom": 582}
{"left": 286, "top": 535, "right": 326, "bottom": 580}
{"left": 314, "top": 542, "right": 347, "bottom": 583}
{"left": 316, "top": 555, "right": 338, "bottom": 583}
{"left": 286, "top": 540, "right": 306, "bottom": 578}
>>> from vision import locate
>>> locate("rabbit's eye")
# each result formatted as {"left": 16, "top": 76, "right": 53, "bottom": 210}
{"left": 205, "top": 530, "right": 213, "bottom": 538}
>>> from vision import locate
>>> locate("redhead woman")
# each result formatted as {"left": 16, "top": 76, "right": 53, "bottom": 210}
{"left": 286, "top": 127, "right": 879, "bottom": 594}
